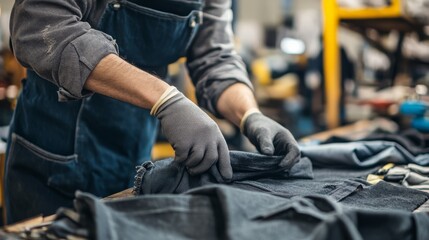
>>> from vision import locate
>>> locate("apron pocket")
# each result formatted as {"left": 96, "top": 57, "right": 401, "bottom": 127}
{"left": 128, "top": 0, "right": 203, "bottom": 17}
{"left": 7, "top": 133, "right": 85, "bottom": 197}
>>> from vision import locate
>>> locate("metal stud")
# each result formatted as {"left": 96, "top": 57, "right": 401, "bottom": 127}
{"left": 189, "top": 16, "right": 196, "bottom": 28}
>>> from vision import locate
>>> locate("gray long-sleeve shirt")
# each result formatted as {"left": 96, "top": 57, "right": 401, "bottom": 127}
{"left": 10, "top": 0, "right": 252, "bottom": 116}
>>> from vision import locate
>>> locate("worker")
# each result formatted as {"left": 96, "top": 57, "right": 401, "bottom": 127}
{"left": 4, "top": 0, "right": 300, "bottom": 224}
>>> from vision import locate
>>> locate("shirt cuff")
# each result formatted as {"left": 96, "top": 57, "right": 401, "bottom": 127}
{"left": 56, "top": 29, "right": 118, "bottom": 101}
{"left": 196, "top": 68, "right": 253, "bottom": 118}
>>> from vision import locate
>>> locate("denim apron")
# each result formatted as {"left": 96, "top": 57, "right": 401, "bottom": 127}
{"left": 4, "top": 0, "right": 203, "bottom": 224}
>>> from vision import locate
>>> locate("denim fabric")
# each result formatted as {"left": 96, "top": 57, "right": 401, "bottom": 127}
{"left": 135, "top": 150, "right": 429, "bottom": 212}
{"left": 323, "top": 129, "right": 429, "bottom": 156}
{"left": 45, "top": 186, "right": 429, "bottom": 240}
{"left": 4, "top": 0, "right": 202, "bottom": 225}
{"left": 340, "top": 180, "right": 429, "bottom": 211}
{"left": 300, "top": 141, "right": 429, "bottom": 168}
{"left": 133, "top": 151, "right": 313, "bottom": 195}
{"left": 237, "top": 177, "right": 429, "bottom": 212}
{"left": 99, "top": 0, "right": 202, "bottom": 70}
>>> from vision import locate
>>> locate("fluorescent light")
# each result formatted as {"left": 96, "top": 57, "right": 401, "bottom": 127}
{"left": 280, "top": 38, "right": 306, "bottom": 55}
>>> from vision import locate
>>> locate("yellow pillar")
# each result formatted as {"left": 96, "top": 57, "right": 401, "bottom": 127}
{"left": 323, "top": 0, "right": 341, "bottom": 128}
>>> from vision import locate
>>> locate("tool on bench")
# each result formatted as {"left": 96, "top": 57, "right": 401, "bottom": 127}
{"left": 400, "top": 86, "right": 429, "bottom": 132}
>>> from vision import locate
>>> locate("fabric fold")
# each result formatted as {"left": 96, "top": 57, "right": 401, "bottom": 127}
{"left": 44, "top": 186, "right": 429, "bottom": 240}
{"left": 133, "top": 146, "right": 429, "bottom": 212}
{"left": 133, "top": 151, "right": 313, "bottom": 195}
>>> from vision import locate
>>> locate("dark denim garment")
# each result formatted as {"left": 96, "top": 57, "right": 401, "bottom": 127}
{"left": 323, "top": 129, "right": 429, "bottom": 156}
{"left": 300, "top": 141, "right": 429, "bottom": 167}
{"left": 134, "top": 150, "right": 429, "bottom": 212}
{"left": 133, "top": 151, "right": 313, "bottom": 195}
{"left": 46, "top": 186, "right": 429, "bottom": 240}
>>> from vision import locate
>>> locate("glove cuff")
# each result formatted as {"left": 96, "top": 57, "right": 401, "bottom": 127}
{"left": 239, "top": 108, "right": 261, "bottom": 133}
{"left": 150, "top": 86, "right": 179, "bottom": 116}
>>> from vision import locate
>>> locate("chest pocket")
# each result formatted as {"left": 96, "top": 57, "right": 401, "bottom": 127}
{"left": 98, "top": 0, "right": 203, "bottom": 69}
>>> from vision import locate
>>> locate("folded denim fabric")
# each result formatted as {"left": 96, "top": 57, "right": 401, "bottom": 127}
{"left": 230, "top": 171, "right": 428, "bottom": 212}
{"left": 323, "top": 128, "right": 429, "bottom": 156}
{"left": 133, "top": 151, "right": 313, "bottom": 195}
{"left": 46, "top": 185, "right": 429, "bottom": 240}
{"left": 300, "top": 141, "right": 429, "bottom": 168}
{"left": 133, "top": 150, "right": 429, "bottom": 212}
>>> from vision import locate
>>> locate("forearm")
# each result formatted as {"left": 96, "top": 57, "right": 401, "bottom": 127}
{"left": 85, "top": 54, "right": 170, "bottom": 109}
{"left": 217, "top": 83, "right": 259, "bottom": 126}
{"left": 186, "top": 0, "right": 253, "bottom": 116}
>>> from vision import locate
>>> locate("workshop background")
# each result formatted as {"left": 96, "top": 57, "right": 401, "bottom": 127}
{"left": 152, "top": 0, "right": 429, "bottom": 158}
{"left": 1, "top": 0, "right": 429, "bottom": 233}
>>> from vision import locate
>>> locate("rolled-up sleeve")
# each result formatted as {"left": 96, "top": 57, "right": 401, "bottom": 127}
{"left": 10, "top": 0, "right": 118, "bottom": 101}
{"left": 186, "top": 0, "right": 253, "bottom": 117}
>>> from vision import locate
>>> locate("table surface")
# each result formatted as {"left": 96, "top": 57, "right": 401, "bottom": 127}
{"left": 3, "top": 118, "right": 427, "bottom": 232}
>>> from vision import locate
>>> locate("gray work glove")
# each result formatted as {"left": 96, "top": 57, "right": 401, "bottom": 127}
{"left": 242, "top": 111, "right": 300, "bottom": 169}
{"left": 153, "top": 88, "right": 232, "bottom": 180}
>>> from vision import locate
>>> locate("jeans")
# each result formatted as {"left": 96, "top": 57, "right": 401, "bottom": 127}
{"left": 300, "top": 141, "right": 429, "bottom": 167}
{"left": 323, "top": 128, "right": 429, "bottom": 156}
{"left": 45, "top": 185, "right": 429, "bottom": 240}
{"left": 134, "top": 150, "right": 429, "bottom": 212}
{"left": 133, "top": 151, "right": 313, "bottom": 194}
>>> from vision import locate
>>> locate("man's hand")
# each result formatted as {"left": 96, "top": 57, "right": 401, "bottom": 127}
{"left": 85, "top": 55, "right": 231, "bottom": 179}
{"left": 216, "top": 83, "right": 300, "bottom": 168}
{"left": 241, "top": 111, "right": 300, "bottom": 168}
{"left": 153, "top": 87, "right": 232, "bottom": 180}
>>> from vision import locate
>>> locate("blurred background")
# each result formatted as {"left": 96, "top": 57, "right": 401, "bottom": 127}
{"left": 1, "top": 0, "right": 429, "bottom": 154}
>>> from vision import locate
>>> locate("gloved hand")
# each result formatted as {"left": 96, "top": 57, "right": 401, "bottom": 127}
{"left": 152, "top": 87, "right": 232, "bottom": 180}
{"left": 241, "top": 110, "right": 300, "bottom": 168}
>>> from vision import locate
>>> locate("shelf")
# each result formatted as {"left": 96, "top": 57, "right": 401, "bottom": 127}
{"left": 341, "top": 18, "right": 423, "bottom": 33}
{"left": 322, "top": 0, "right": 425, "bottom": 129}
{"left": 338, "top": 0, "right": 402, "bottom": 19}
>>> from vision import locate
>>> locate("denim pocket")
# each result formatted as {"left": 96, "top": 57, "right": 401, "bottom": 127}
{"left": 324, "top": 180, "right": 364, "bottom": 202}
{"left": 234, "top": 179, "right": 364, "bottom": 203}
{"left": 248, "top": 196, "right": 343, "bottom": 224}
{"left": 6, "top": 133, "right": 85, "bottom": 197}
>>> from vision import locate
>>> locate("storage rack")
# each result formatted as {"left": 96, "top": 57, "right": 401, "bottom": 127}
{"left": 322, "top": 0, "right": 426, "bottom": 128}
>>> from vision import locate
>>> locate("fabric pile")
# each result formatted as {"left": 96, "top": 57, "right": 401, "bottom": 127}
{"left": 37, "top": 137, "right": 429, "bottom": 240}
{"left": 131, "top": 147, "right": 429, "bottom": 211}
{"left": 368, "top": 163, "right": 429, "bottom": 192}
{"left": 46, "top": 186, "right": 429, "bottom": 240}
{"left": 9, "top": 130, "right": 429, "bottom": 239}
